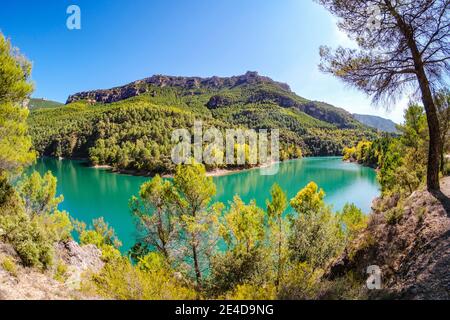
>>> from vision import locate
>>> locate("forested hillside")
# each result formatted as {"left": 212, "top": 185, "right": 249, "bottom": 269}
{"left": 353, "top": 114, "right": 398, "bottom": 133}
{"left": 28, "top": 98, "right": 63, "bottom": 110}
{"left": 28, "top": 72, "right": 377, "bottom": 174}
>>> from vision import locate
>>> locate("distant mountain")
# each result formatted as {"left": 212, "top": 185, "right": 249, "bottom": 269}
{"left": 353, "top": 114, "right": 398, "bottom": 133}
{"left": 28, "top": 98, "right": 63, "bottom": 110}
{"left": 29, "top": 72, "right": 378, "bottom": 174}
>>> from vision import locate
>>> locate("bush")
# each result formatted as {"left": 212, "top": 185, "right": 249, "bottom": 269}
{"left": 277, "top": 262, "right": 323, "bottom": 300}
{"left": 338, "top": 203, "right": 368, "bottom": 240}
{"left": 54, "top": 260, "right": 69, "bottom": 283}
{"left": 224, "top": 283, "right": 277, "bottom": 300}
{"left": 0, "top": 206, "right": 54, "bottom": 268}
{"left": 0, "top": 171, "right": 73, "bottom": 269}
{"left": 385, "top": 205, "right": 404, "bottom": 225}
{"left": 82, "top": 253, "right": 196, "bottom": 300}
{"left": 208, "top": 249, "right": 263, "bottom": 297}
{"left": 319, "top": 273, "right": 367, "bottom": 300}
{"left": 1, "top": 256, "right": 18, "bottom": 277}
{"left": 75, "top": 218, "right": 122, "bottom": 262}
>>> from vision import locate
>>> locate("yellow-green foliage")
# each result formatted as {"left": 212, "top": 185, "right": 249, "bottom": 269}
{"left": 172, "top": 162, "right": 223, "bottom": 289}
{"left": 343, "top": 146, "right": 356, "bottom": 161}
{"left": 319, "top": 272, "right": 368, "bottom": 300}
{"left": 0, "top": 171, "right": 73, "bottom": 269}
{"left": 220, "top": 196, "right": 265, "bottom": 253}
{"left": 225, "top": 283, "right": 277, "bottom": 300}
{"left": 277, "top": 262, "right": 323, "bottom": 300}
{"left": 1, "top": 256, "right": 18, "bottom": 277}
{"left": 54, "top": 260, "right": 69, "bottom": 283}
{"left": 355, "top": 141, "right": 372, "bottom": 163}
{"left": 289, "top": 182, "right": 346, "bottom": 268}
{"left": 378, "top": 104, "right": 428, "bottom": 196}
{"left": 338, "top": 203, "right": 368, "bottom": 240}
{"left": 290, "top": 182, "right": 326, "bottom": 215}
{"left": 0, "top": 33, "right": 36, "bottom": 175}
{"left": 0, "top": 182, "right": 73, "bottom": 269}
{"left": 82, "top": 253, "right": 196, "bottom": 300}
{"left": 17, "top": 171, "right": 63, "bottom": 216}
{"left": 342, "top": 141, "right": 373, "bottom": 164}
{"left": 348, "top": 234, "right": 376, "bottom": 262}
{"left": 75, "top": 217, "right": 122, "bottom": 263}
{"left": 0, "top": 209, "right": 52, "bottom": 268}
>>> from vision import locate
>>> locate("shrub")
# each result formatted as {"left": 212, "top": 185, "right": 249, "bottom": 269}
{"left": 0, "top": 207, "right": 55, "bottom": 268}
{"left": 75, "top": 218, "right": 122, "bottom": 262}
{"left": 319, "top": 272, "right": 368, "bottom": 300}
{"left": 224, "top": 283, "right": 277, "bottom": 300}
{"left": 54, "top": 260, "right": 69, "bottom": 283}
{"left": 208, "top": 249, "right": 263, "bottom": 297}
{"left": 82, "top": 253, "right": 196, "bottom": 300}
{"left": 277, "top": 262, "right": 323, "bottom": 300}
{"left": 338, "top": 203, "right": 368, "bottom": 240}
{"left": 385, "top": 205, "right": 404, "bottom": 225}
{"left": 1, "top": 256, "right": 18, "bottom": 277}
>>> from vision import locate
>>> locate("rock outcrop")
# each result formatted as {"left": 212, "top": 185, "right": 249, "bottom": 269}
{"left": 55, "top": 241, "right": 104, "bottom": 290}
{"left": 327, "top": 177, "right": 450, "bottom": 300}
{"left": 66, "top": 71, "right": 291, "bottom": 104}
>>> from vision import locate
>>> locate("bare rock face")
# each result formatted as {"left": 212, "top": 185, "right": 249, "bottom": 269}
{"left": 327, "top": 177, "right": 450, "bottom": 300}
{"left": 55, "top": 241, "right": 104, "bottom": 290}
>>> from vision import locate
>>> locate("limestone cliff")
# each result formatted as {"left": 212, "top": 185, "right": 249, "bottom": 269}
{"left": 66, "top": 71, "right": 291, "bottom": 104}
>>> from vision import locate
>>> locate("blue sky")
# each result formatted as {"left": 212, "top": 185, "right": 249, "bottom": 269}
{"left": 0, "top": 0, "right": 406, "bottom": 122}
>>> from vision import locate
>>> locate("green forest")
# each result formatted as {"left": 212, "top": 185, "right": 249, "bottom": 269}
{"left": 28, "top": 77, "right": 377, "bottom": 175}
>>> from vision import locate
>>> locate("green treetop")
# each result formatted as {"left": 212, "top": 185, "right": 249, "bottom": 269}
{"left": 0, "top": 32, "right": 35, "bottom": 176}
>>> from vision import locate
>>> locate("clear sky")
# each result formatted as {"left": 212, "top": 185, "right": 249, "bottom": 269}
{"left": 0, "top": 0, "right": 407, "bottom": 122}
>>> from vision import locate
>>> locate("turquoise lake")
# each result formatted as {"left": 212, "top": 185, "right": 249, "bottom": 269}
{"left": 30, "top": 157, "right": 379, "bottom": 251}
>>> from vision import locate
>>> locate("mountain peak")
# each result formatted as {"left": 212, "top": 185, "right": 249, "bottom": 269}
{"left": 66, "top": 72, "right": 291, "bottom": 104}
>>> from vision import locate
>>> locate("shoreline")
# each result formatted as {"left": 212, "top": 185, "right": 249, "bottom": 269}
{"left": 42, "top": 155, "right": 357, "bottom": 179}
{"left": 162, "top": 161, "right": 276, "bottom": 178}
{"left": 46, "top": 157, "right": 291, "bottom": 178}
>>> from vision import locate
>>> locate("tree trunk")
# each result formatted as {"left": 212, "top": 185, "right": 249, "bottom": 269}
{"left": 418, "top": 74, "right": 441, "bottom": 191}
{"left": 192, "top": 243, "right": 202, "bottom": 292}
{"left": 276, "top": 217, "right": 282, "bottom": 290}
{"left": 387, "top": 1, "right": 441, "bottom": 191}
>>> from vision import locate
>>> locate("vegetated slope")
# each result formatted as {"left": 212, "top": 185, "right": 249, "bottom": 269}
{"left": 28, "top": 98, "right": 63, "bottom": 110}
{"left": 327, "top": 177, "right": 450, "bottom": 300}
{"left": 353, "top": 114, "right": 398, "bottom": 133}
{"left": 0, "top": 241, "right": 103, "bottom": 300}
{"left": 28, "top": 72, "right": 377, "bottom": 174}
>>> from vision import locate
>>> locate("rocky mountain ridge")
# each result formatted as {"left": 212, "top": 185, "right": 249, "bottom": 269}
{"left": 65, "top": 71, "right": 363, "bottom": 130}
{"left": 66, "top": 71, "right": 291, "bottom": 104}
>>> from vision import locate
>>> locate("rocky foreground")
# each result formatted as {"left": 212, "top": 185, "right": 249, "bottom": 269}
{"left": 0, "top": 241, "right": 103, "bottom": 300}
{"left": 328, "top": 177, "right": 450, "bottom": 300}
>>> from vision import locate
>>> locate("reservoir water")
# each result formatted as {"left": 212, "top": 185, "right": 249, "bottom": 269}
{"left": 30, "top": 157, "right": 379, "bottom": 251}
